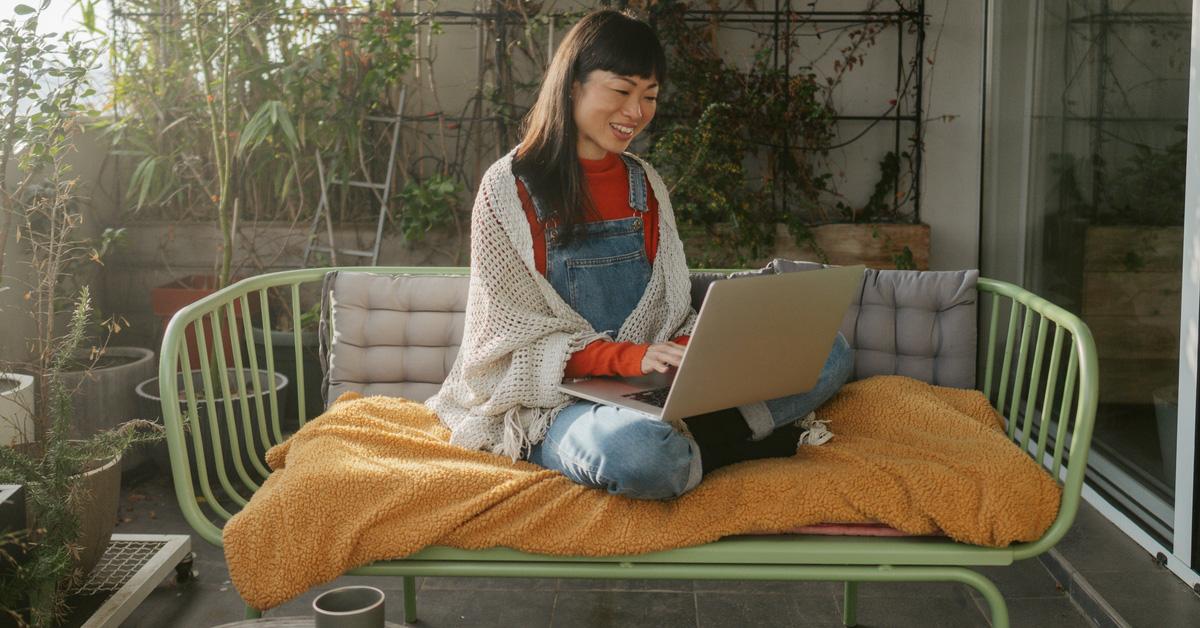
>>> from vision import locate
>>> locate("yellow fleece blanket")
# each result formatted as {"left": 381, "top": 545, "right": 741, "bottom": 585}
{"left": 223, "top": 375, "right": 1061, "bottom": 610}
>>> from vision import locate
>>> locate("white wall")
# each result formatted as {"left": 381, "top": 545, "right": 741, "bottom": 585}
{"left": 920, "top": 0, "right": 984, "bottom": 270}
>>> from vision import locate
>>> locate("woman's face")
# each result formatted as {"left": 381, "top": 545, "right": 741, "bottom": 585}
{"left": 571, "top": 70, "right": 659, "bottom": 160}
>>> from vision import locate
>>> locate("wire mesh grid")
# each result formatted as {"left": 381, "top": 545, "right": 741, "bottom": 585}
{"left": 70, "top": 539, "right": 170, "bottom": 595}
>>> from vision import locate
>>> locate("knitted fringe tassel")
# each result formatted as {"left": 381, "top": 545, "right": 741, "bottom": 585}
{"left": 496, "top": 404, "right": 559, "bottom": 461}
{"left": 497, "top": 406, "right": 530, "bottom": 461}
{"left": 797, "top": 412, "right": 834, "bottom": 446}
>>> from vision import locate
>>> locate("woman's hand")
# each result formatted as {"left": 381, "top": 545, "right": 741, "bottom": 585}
{"left": 641, "top": 341, "right": 686, "bottom": 374}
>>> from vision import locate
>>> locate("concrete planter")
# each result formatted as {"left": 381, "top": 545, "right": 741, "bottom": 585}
{"left": 136, "top": 369, "right": 289, "bottom": 480}
{"left": 251, "top": 326, "right": 324, "bottom": 429}
{"left": 71, "top": 453, "right": 122, "bottom": 578}
{"left": 0, "top": 372, "right": 34, "bottom": 446}
{"left": 59, "top": 347, "right": 156, "bottom": 440}
{"left": 10, "top": 445, "right": 122, "bottom": 582}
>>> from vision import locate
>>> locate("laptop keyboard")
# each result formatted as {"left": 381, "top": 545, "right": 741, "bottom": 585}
{"left": 624, "top": 386, "right": 671, "bottom": 408}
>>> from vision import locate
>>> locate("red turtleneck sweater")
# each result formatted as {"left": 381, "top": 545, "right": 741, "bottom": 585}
{"left": 516, "top": 151, "right": 689, "bottom": 378}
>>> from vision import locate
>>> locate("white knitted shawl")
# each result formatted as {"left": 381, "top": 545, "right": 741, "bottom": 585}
{"left": 424, "top": 147, "right": 698, "bottom": 460}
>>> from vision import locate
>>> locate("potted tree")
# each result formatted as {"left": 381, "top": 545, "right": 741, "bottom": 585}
{"left": 0, "top": 289, "right": 163, "bottom": 627}
{"left": 0, "top": 5, "right": 164, "bottom": 623}
{"left": 0, "top": 1, "right": 157, "bottom": 464}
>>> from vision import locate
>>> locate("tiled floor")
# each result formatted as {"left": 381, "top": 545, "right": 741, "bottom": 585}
{"left": 99, "top": 463, "right": 1198, "bottom": 627}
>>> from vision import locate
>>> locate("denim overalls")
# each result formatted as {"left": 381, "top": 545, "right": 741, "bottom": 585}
{"left": 520, "top": 155, "right": 853, "bottom": 500}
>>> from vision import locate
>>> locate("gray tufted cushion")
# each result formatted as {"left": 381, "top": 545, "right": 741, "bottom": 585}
{"left": 322, "top": 272, "right": 469, "bottom": 405}
{"left": 320, "top": 263, "right": 978, "bottom": 408}
{"left": 688, "top": 260, "right": 979, "bottom": 388}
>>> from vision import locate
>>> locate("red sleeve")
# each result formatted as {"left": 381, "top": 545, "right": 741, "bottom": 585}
{"left": 564, "top": 335, "right": 691, "bottom": 378}
{"left": 564, "top": 340, "right": 647, "bottom": 378}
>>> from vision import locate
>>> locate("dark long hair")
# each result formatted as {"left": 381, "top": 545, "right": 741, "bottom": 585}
{"left": 512, "top": 10, "right": 667, "bottom": 239}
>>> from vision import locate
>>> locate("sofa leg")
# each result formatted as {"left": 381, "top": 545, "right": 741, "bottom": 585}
{"left": 403, "top": 575, "right": 418, "bottom": 623}
{"left": 244, "top": 603, "right": 262, "bottom": 620}
{"left": 842, "top": 581, "right": 858, "bottom": 627}
{"left": 965, "top": 573, "right": 1010, "bottom": 628}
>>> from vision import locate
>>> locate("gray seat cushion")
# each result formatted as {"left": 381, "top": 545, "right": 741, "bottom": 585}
{"left": 320, "top": 263, "right": 978, "bottom": 408}
{"left": 690, "top": 260, "right": 979, "bottom": 389}
{"left": 321, "top": 272, "right": 469, "bottom": 404}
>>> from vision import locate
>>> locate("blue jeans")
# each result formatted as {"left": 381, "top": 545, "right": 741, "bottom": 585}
{"left": 529, "top": 334, "right": 854, "bottom": 500}
{"left": 520, "top": 152, "right": 853, "bottom": 500}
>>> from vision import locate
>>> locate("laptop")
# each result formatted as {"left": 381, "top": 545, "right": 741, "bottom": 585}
{"left": 557, "top": 265, "right": 866, "bottom": 422}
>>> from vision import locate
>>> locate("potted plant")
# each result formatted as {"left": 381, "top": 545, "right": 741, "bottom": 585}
{"left": 0, "top": 289, "right": 163, "bottom": 627}
{"left": 0, "top": 7, "right": 163, "bottom": 623}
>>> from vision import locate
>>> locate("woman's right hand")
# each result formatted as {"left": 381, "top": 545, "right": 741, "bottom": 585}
{"left": 641, "top": 341, "right": 686, "bottom": 374}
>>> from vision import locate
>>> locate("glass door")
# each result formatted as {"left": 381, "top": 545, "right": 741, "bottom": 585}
{"left": 983, "top": 0, "right": 1195, "bottom": 556}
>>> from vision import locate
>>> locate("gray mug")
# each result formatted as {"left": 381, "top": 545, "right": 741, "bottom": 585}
{"left": 312, "top": 585, "right": 385, "bottom": 628}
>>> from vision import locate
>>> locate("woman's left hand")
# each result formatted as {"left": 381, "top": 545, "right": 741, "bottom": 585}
{"left": 640, "top": 341, "right": 686, "bottom": 374}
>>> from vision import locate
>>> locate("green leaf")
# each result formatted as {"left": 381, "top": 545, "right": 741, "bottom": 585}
{"left": 13, "top": 5, "right": 35, "bottom": 15}
{"left": 236, "top": 102, "right": 275, "bottom": 157}
{"left": 129, "top": 156, "right": 159, "bottom": 210}
{"left": 273, "top": 104, "right": 299, "bottom": 153}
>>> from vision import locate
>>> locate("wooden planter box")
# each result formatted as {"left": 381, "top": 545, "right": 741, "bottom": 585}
{"left": 1081, "top": 225, "right": 1183, "bottom": 405}
{"left": 780, "top": 223, "right": 931, "bottom": 270}
{"left": 680, "top": 222, "right": 930, "bottom": 270}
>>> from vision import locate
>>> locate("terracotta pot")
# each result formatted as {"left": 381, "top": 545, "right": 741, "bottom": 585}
{"left": 151, "top": 275, "right": 252, "bottom": 370}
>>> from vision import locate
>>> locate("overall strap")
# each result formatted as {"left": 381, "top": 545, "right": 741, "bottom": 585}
{"left": 619, "top": 154, "right": 649, "bottom": 213}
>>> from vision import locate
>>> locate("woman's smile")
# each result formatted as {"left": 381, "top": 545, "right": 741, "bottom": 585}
{"left": 573, "top": 70, "right": 659, "bottom": 159}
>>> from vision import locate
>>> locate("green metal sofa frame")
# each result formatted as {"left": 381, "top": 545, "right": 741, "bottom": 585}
{"left": 157, "top": 266, "right": 1098, "bottom": 628}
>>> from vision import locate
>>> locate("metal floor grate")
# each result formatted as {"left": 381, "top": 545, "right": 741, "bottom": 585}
{"left": 59, "top": 534, "right": 190, "bottom": 628}
{"left": 70, "top": 539, "right": 172, "bottom": 595}
{"left": 70, "top": 540, "right": 169, "bottom": 595}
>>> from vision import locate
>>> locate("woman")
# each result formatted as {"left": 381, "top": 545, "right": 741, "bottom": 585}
{"left": 426, "top": 9, "right": 852, "bottom": 500}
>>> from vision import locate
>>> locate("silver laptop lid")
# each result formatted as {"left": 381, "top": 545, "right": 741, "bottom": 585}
{"left": 659, "top": 265, "right": 864, "bottom": 421}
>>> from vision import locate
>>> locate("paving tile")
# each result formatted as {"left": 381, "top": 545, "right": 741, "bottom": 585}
{"left": 1000, "top": 596, "right": 1098, "bottom": 628}
{"left": 557, "top": 577, "right": 693, "bottom": 591}
{"left": 422, "top": 576, "right": 558, "bottom": 591}
{"left": 696, "top": 591, "right": 841, "bottom": 628}
{"left": 852, "top": 580, "right": 975, "bottom": 599}
{"left": 551, "top": 590, "right": 696, "bottom": 628}
{"left": 121, "top": 581, "right": 248, "bottom": 627}
{"left": 392, "top": 588, "right": 555, "bottom": 627}
{"left": 692, "top": 578, "right": 842, "bottom": 595}
{"left": 970, "top": 561, "right": 1065, "bottom": 599}
{"left": 1052, "top": 503, "right": 1163, "bottom": 575}
{"left": 1083, "top": 570, "right": 1200, "bottom": 628}
{"left": 839, "top": 593, "right": 990, "bottom": 628}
